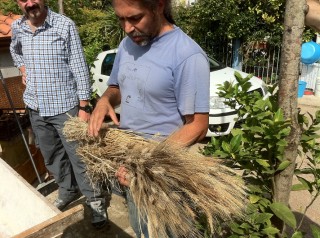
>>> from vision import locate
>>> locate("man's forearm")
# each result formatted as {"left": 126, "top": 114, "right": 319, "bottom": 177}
{"left": 101, "top": 86, "right": 121, "bottom": 107}
{"left": 166, "top": 113, "right": 209, "bottom": 147}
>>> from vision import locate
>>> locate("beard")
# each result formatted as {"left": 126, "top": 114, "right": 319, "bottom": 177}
{"left": 128, "top": 31, "right": 153, "bottom": 46}
{"left": 25, "top": 4, "right": 42, "bottom": 18}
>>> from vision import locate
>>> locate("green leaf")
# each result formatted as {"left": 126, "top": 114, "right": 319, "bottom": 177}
{"left": 254, "top": 99, "right": 267, "bottom": 108}
{"left": 296, "top": 177, "right": 312, "bottom": 191}
{"left": 311, "top": 224, "right": 320, "bottom": 238}
{"left": 213, "top": 151, "right": 229, "bottom": 158}
{"left": 292, "top": 183, "right": 310, "bottom": 191}
{"left": 230, "top": 223, "right": 245, "bottom": 235}
{"left": 250, "top": 126, "right": 265, "bottom": 133}
{"left": 269, "top": 202, "right": 297, "bottom": 229}
{"left": 231, "top": 128, "right": 244, "bottom": 136}
{"left": 230, "top": 134, "right": 242, "bottom": 151}
{"left": 295, "top": 168, "right": 313, "bottom": 175}
{"left": 261, "top": 119, "right": 274, "bottom": 126}
{"left": 254, "top": 213, "right": 273, "bottom": 224}
{"left": 256, "top": 159, "right": 270, "bottom": 168}
{"left": 291, "top": 231, "right": 303, "bottom": 238}
{"left": 249, "top": 195, "right": 261, "bottom": 204}
{"left": 239, "top": 223, "right": 251, "bottom": 229}
{"left": 221, "top": 141, "right": 231, "bottom": 153}
{"left": 228, "top": 235, "right": 239, "bottom": 238}
{"left": 274, "top": 109, "right": 284, "bottom": 122}
{"left": 276, "top": 139, "right": 288, "bottom": 147}
{"left": 276, "top": 160, "right": 291, "bottom": 171}
{"left": 255, "top": 111, "right": 273, "bottom": 120}
{"left": 262, "top": 226, "right": 280, "bottom": 235}
{"left": 279, "top": 127, "right": 291, "bottom": 136}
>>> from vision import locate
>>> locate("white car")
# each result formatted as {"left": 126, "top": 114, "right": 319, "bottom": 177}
{"left": 91, "top": 49, "right": 268, "bottom": 137}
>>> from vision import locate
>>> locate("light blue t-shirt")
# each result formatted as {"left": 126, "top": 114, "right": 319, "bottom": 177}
{"left": 108, "top": 26, "right": 210, "bottom": 137}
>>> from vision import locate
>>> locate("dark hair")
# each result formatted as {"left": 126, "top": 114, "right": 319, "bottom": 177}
{"left": 140, "top": 0, "right": 175, "bottom": 24}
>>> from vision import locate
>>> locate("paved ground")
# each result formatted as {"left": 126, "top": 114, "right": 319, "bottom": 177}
{"left": 45, "top": 190, "right": 136, "bottom": 238}
{"left": 289, "top": 95, "right": 320, "bottom": 237}
{"left": 41, "top": 95, "right": 320, "bottom": 237}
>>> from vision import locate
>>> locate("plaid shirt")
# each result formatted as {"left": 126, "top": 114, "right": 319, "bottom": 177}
{"left": 10, "top": 8, "right": 91, "bottom": 116}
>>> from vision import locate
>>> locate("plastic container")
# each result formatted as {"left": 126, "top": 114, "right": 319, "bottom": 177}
{"left": 298, "top": 81, "right": 307, "bottom": 98}
{"left": 304, "top": 89, "right": 314, "bottom": 95}
{"left": 301, "top": 41, "right": 320, "bottom": 64}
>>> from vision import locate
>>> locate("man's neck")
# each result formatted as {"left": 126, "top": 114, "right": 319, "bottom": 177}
{"left": 158, "top": 18, "right": 174, "bottom": 36}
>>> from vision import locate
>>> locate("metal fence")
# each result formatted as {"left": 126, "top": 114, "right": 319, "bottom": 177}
{"left": 299, "top": 63, "right": 320, "bottom": 90}
{"left": 207, "top": 40, "right": 320, "bottom": 92}
{"left": 241, "top": 46, "right": 281, "bottom": 85}
{"left": 206, "top": 39, "right": 282, "bottom": 85}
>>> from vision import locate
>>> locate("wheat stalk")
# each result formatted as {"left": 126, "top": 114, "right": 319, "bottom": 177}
{"left": 63, "top": 117, "right": 247, "bottom": 237}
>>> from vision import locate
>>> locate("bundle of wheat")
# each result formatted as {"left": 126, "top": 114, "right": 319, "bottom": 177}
{"left": 63, "top": 117, "right": 247, "bottom": 237}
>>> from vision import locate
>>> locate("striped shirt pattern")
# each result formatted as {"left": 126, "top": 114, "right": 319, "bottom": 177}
{"left": 10, "top": 8, "right": 91, "bottom": 116}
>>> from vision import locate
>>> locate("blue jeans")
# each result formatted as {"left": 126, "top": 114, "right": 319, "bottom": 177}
{"left": 125, "top": 189, "right": 177, "bottom": 238}
{"left": 125, "top": 189, "right": 149, "bottom": 238}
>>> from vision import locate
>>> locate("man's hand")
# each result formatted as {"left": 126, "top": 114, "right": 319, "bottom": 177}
{"left": 78, "top": 101, "right": 91, "bottom": 122}
{"left": 305, "top": 0, "right": 320, "bottom": 32}
{"left": 78, "top": 109, "right": 90, "bottom": 122}
{"left": 22, "top": 73, "right": 27, "bottom": 85}
{"left": 19, "top": 66, "right": 27, "bottom": 85}
{"left": 115, "top": 166, "right": 131, "bottom": 187}
{"left": 88, "top": 87, "right": 121, "bottom": 137}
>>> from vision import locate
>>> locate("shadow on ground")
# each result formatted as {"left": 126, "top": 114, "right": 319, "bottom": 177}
{"left": 62, "top": 197, "right": 133, "bottom": 238}
{"left": 62, "top": 219, "right": 133, "bottom": 238}
{"left": 287, "top": 211, "right": 320, "bottom": 238}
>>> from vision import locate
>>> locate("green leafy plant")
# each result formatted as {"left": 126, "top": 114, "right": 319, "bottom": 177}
{"left": 202, "top": 72, "right": 320, "bottom": 237}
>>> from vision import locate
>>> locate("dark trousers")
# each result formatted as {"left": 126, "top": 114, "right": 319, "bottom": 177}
{"left": 28, "top": 106, "right": 101, "bottom": 200}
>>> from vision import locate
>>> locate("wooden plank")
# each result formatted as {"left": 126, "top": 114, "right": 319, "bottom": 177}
{"left": 13, "top": 204, "right": 84, "bottom": 238}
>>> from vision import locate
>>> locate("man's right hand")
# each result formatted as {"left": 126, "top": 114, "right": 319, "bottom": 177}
{"left": 19, "top": 66, "right": 27, "bottom": 85}
{"left": 88, "top": 87, "right": 121, "bottom": 137}
{"left": 22, "top": 73, "right": 27, "bottom": 85}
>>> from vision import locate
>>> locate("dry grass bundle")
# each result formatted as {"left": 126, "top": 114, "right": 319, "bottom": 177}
{"left": 64, "top": 117, "right": 247, "bottom": 237}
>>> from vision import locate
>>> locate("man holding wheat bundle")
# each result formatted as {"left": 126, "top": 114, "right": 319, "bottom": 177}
{"left": 88, "top": 0, "right": 210, "bottom": 236}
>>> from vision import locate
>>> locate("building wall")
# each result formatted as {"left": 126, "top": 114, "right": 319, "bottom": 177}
{"left": 0, "top": 48, "right": 19, "bottom": 78}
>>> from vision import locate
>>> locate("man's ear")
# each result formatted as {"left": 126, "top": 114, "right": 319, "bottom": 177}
{"left": 157, "top": 0, "right": 165, "bottom": 13}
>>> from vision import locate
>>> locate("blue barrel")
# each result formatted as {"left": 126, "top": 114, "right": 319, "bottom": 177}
{"left": 298, "top": 81, "right": 307, "bottom": 98}
{"left": 301, "top": 41, "right": 320, "bottom": 64}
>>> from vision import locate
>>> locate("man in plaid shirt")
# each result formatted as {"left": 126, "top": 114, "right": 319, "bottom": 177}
{"left": 10, "top": 0, "right": 107, "bottom": 229}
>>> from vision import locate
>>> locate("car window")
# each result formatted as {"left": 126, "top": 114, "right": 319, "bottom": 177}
{"left": 101, "top": 53, "right": 116, "bottom": 76}
{"left": 208, "top": 57, "right": 224, "bottom": 72}
{"left": 100, "top": 52, "right": 223, "bottom": 75}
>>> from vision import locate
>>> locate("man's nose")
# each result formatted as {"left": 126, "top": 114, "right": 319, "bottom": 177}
{"left": 123, "top": 21, "right": 134, "bottom": 34}
{"left": 25, "top": 0, "right": 36, "bottom": 7}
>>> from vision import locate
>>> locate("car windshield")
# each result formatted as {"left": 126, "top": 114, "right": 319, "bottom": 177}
{"left": 208, "top": 56, "right": 224, "bottom": 72}
{"left": 100, "top": 51, "right": 224, "bottom": 76}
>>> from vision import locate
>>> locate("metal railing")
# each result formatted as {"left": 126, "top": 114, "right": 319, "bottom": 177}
{"left": 299, "top": 63, "right": 320, "bottom": 90}
{"left": 206, "top": 39, "right": 320, "bottom": 90}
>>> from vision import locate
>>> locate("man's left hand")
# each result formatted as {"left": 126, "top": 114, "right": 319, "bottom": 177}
{"left": 115, "top": 166, "right": 131, "bottom": 187}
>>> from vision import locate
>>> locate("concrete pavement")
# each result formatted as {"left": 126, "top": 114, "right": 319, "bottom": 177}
{"left": 298, "top": 94, "right": 320, "bottom": 109}
{"left": 290, "top": 94, "right": 320, "bottom": 237}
